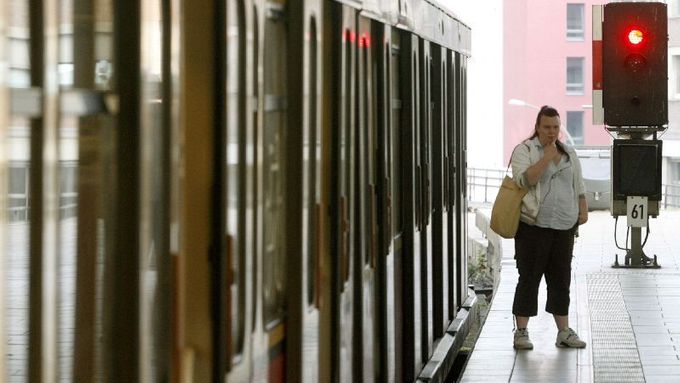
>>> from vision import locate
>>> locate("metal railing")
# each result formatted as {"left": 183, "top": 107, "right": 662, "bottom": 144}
{"left": 467, "top": 167, "right": 680, "bottom": 209}
{"left": 467, "top": 167, "right": 507, "bottom": 204}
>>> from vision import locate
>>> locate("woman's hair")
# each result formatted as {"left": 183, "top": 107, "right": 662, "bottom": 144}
{"left": 533, "top": 105, "right": 559, "bottom": 129}
{"left": 528, "top": 105, "right": 569, "bottom": 159}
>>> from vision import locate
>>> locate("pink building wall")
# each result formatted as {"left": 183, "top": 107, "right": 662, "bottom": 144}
{"left": 503, "top": 0, "right": 611, "bottom": 164}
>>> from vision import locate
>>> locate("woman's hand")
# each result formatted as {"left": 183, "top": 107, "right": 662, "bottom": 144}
{"left": 543, "top": 141, "right": 560, "bottom": 162}
{"left": 578, "top": 210, "right": 588, "bottom": 225}
{"left": 525, "top": 142, "right": 560, "bottom": 185}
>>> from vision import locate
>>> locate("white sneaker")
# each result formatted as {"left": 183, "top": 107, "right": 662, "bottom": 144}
{"left": 513, "top": 328, "right": 533, "bottom": 350}
{"left": 555, "top": 327, "right": 586, "bottom": 348}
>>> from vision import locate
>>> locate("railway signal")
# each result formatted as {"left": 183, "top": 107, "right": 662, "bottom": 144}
{"left": 601, "top": 2, "right": 668, "bottom": 126}
{"left": 592, "top": 2, "right": 668, "bottom": 268}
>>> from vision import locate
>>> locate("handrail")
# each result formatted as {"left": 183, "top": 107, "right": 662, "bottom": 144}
{"left": 4, "top": 167, "right": 679, "bottom": 223}
{"left": 467, "top": 167, "right": 680, "bottom": 209}
{"left": 663, "top": 184, "right": 680, "bottom": 209}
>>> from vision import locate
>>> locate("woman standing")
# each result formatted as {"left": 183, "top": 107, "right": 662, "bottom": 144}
{"left": 510, "top": 106, "right": 588, "bottom": 350}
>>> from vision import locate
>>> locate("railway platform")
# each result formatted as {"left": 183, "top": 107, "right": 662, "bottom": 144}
{"left": 460, "top": 208, "right": 680, "bottom": 383}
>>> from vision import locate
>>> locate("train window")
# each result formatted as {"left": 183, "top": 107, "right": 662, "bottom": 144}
{"left": 447, "top": 50, "right": 456, "bottom": 320}
{"left": 456, "top": 52, "right": 468, "bottom": 309}
{"left": 362, "top": 31, "right": 376, "bottom": 267}
{"left": 341, "top": 29, "right": 352, "bottom": 284}
{"left": 139, "top": 0, "right": 174, "bottom": 380}
{"left": 251, "top": 5, "right": 259, "bottom": 332}
{"left": 262, "top": 15, "right": 287, "bottom": 328}
{"left": 46, "top": 0, "right": 121, "bottom": 380}
{"left": 383, "top": 39, "right": 392, "bottom": 253}
{"left": 413, "top": 52, "right": 421, "bottom": 230}
{"left": 425, "top": 53, "right": 432, "bottom": 222}
{"left": 448, "top": 51, "right": 456, "bottom": 213}
{"left": 441, "top": 60, "right": 448, "bottom": 211}
{"left": 5, "top": 2, "right": 31, "bottom": 379}
{"left": 225, "top": 0, "right": 247, "bottom": 359}
{"left": 390, "top": 40, "right": 402, "bottom": 236}
{"left": 371, "top": 30, "right": 379, "bottom": 267}
{"left": 362, "top": 33, "right": 369, "bottom": 266}
{"left": 306, "top": 17, "right": 319, "bottom": 307}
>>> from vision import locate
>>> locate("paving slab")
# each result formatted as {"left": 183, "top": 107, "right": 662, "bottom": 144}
{"left": 460, "top": 209, "right": 680, "bottom": 383}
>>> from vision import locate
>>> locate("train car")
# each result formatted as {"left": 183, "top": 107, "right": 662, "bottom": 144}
{"left": 0, "top": 0, "right": 472, "bottom": 381}
{"left": 216, "top": 0, "right": 474, "bottom": 380}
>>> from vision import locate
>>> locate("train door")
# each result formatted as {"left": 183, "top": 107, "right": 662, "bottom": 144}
{"left": 375, "top": 23, "right": 397, "bottom": 383}
{"left": 454, "top": 51, "right": 467, "bottom": 307}
{"left": 419, "top": 38, "right": 434, "bottom": 363}
{"left": 223, "top": 0, "right": 257, "bottom": 379}
{"left": 388, "top": 28, "right": 402, "bottom": 383}
{"left": 299, "top": 8, "right": 323, "bottom": 383}
{"left": 252, "top": 0, "right": 288, "bottom": 380}
{"left": 446, "top": 50, "right": 458, "bottom": 318}
{"left": 357, "top": 15, "right": 379, "bottom": 382}
{"left": 328, "top": 4, "right": 357, "bottom": 382}
{"left": 399, "top": 31, "right": 423, "bottom": 382}
{"left": 283, "top": 0, "right": 323, "bottom": 381}
{"left": 2, "top": 0, "right": 176, "bottom": 381}
{"left": 430, "top": 44, "right": 449, "bottom": 338}
{"left": 459, "top": 53, "right": 469, "bottom": 297}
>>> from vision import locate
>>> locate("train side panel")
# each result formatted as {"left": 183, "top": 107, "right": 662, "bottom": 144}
{"left": 398, "top": 31, "right": 424, "bottom": 382}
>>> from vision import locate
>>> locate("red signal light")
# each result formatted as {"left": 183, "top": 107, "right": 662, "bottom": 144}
{"left": 602, "top": 2, "right": 668, "bottom": 126}
{"left": 628, "top": 29, "right": 643, "bottom": 45}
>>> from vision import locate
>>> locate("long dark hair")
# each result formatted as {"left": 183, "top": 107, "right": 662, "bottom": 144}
{"left": 528, "top": 105, "right": 569, "bottom": 159}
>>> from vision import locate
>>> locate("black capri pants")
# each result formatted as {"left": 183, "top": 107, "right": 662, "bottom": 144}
{"left": 512, "top": 221, "right": 577, "bottom": 317}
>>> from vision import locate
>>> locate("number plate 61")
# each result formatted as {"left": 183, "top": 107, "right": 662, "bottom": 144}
{"left": 627, "top": 196, "right": 648, "bottom": 227}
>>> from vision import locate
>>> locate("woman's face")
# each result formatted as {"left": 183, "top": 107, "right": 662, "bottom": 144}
{"left": 535, "top": 115, "right": 561, "bottom": 146}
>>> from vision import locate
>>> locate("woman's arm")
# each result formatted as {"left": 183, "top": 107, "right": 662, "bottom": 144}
{"left": 523, "top": 142, "right": 560, "bottom": 186}
{"left": 573, "top": 151, "right": 588, "bottom": 224}
{"left": 511, "top": 143, "right": 531, "bottom": 187}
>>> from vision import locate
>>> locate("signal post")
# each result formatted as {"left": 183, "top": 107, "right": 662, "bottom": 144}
{"left": 593, "top": 2, "right": 667, "bottom": 268}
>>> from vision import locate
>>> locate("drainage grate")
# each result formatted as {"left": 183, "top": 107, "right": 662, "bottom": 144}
{"left": 587, "top": 274, "right": 645, "bottom": 383}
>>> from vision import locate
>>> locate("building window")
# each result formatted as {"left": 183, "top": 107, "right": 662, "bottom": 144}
{"left": 566, "top": 57, "right": 585, "bottom": 95}
{"left": 9, "top": 164, "right": 29, "bottom": 222}
{"left": 9, "top": 36, "right": 30, "bottom": 87}
{"left": 673, "top": 55, "right": 680, "bottom": 98}
{"left": 59, "top": 163, "right": 78, "bottom": 219}
{"left": 670, "top": 0, "right": 680, "bottom": 18}
{"left": 669, "top": 159, "right": 680, "bottom": 184}
{"left": 566, "top": 111, "right": 584, "bottom": 145}
{"left": 567, "top": 4, "right": 585, "bottom": 40}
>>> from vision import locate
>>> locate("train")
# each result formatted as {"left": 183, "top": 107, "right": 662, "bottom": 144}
{"left": 1, "top": 0, "right": 473, "bottom": 381}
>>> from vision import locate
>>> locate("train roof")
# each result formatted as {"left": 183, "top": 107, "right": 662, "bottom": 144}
{"left": 339, "top": 0, "right": 471, "bottom": 55}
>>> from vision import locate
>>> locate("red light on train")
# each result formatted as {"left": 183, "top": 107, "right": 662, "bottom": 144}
{"left": 342, "top": 30, "right": 356, "bottom": 43}
{"left": 359, "top": 34, "right": 371, "bottom": 48}
{"left": 627, "top": 28, "right": 643, "bottom": 45}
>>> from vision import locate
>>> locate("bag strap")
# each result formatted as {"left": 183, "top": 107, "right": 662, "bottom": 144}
{"left": 506, "top": 141, "right": 532, "bottom": 174}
